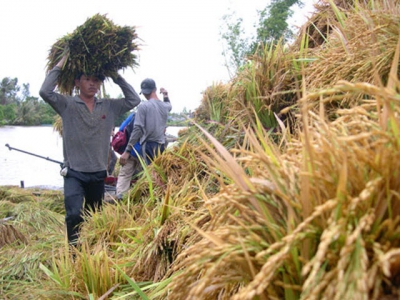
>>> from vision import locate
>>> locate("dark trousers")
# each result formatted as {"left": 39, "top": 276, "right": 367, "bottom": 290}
{"left": 143, "top": 141, "right": 165, "bottom": 165}
{"left": 63, "top": 169, "right": 107, "bottom": 245}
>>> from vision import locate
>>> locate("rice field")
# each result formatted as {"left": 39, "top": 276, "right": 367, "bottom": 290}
{"left": 2, "top": 1, "right": 400, "bottom": 299}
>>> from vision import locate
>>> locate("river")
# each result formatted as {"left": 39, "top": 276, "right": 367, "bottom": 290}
{"left": 0, "top": 125, "right": 183, "bottom": 189}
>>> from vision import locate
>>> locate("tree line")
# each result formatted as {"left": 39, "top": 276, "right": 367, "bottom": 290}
{"left": 0, "top": 77, "right": 57, "bottom": 126}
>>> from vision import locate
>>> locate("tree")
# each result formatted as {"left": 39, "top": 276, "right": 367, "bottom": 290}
{"left": 0, "top": 105, "right": 4, "bottom": 125}
{"left": 0, "top": 76, "right": 60, "bottom": 126}
{"left": 220, "top": 0, "right": 303, "bottom": 72}
{"left": 3, "top": 103, "right": 17, "bottom": 123}
{"left": 21, "top": 83, "right": 31, "bottom": 100}
{"left": 39, "top": 102, "right": 57, "bottom": 125}
{"left": 253, "top": 0, "right": 303, "bottom": 49}
{"left": 14, "top": 99, "right": 36, "bottom": 125}
{"left": 220, "top": 11, "right": 250, "bottom": 75}
{"left": 0, "top": 77, "right": 20, "bottom": 105}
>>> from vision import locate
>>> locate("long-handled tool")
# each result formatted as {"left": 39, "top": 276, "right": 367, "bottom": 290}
{"left": 5, "top": 143, "right": 64, "bottom": 168}
{"left": 5, "top": 144, "right": 116, "bottom": 192}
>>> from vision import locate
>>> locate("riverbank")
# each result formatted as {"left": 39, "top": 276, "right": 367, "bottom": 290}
{"left": 1, "top": 126, "right": 184, "bottom": 188}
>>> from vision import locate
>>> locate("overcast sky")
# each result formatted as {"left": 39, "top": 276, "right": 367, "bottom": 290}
{"left": 0, "top": 0, "right": 316, "bottom": 113}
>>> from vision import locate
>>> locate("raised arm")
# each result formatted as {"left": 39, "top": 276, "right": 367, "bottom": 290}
{"left": 160, "top": 87, "right": 170, "bottom": 103}
{"left": 56, "top": 54, "right": 68, "bottom": 68}
{"left": 112, "top": 75, "right": 141, "bottom": 114}
{"left": 39, "top": 54, "right": 69, "bottom": 114}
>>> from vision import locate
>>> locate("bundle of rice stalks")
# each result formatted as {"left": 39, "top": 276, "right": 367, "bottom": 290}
{"left": 45, "top": 13, "right": 140, "bottom": 94}
{"left": 195, "top": 82, "right": 231, "bottom": 124}
{"left": 0, "top": 198, "right": 66, "bottom": 297}
{"left": 0, "top": 186, "right": 35, "bottom": 203}
{"left": 10, "top": 201, "right": 64, "bottom": 247}
{"left": 164, "top": 71, "right": 400, "bottom": 299}
{"left": 296, "top": 0, "right": 393, "bottom": 49}
{"left": 69, "top": 141, "right": 217, "bottom": 292}
{"left": 53, "top": 115, "right": 62, "bottom": 136}
{"left": 0, "top": 200, "right": 16, "bottom": 219}
{"left": 38, "top": 195, "right": 65, "bottom": 215}
{"left": 150, "top": 142, "right": 213, "bottom": 192}
{"left": 0, "top": 247, "right": 52, "bottom": 297}
{"left": 0, "top": 224, "right": 27, "bottom": 248}
{"left": 232, "top": 41, "right": 298, "bottom": 130}
{"left": 295, "top": 0, "right": 353, "bottom": 49}
{"left": 295, "top": 0, "right": 400, "bottom": 118}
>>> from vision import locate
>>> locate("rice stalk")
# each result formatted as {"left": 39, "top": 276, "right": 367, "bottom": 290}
{"left": 45, "top": 13, "right": 140, "bottom": 94}
{"left": 0, "top": 200, "right": 16, "bottom": 219}
{"left": 73, "top": 241, "right": 121, "bottom": 297}
{"left": 166, "top": 67, "right": 400, "bottom": 299}
{"left": 159, "top": 184, "right": 171, "bottom": 226}
{"left": 299, "top": 2, "right": 400, "bottom": 118}
{"left": 113, "top": 263, "right": 149, "bottom": 300}
{"left": 38, "top": 241, "right": 75, "bottom": 292}
{"left": 0, "top": 224, "right": 27, "bottom": 248}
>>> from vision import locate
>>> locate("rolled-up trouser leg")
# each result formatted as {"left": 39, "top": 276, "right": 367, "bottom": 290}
{"left": 116, "top": 157, "right": 139, "bottom": 196}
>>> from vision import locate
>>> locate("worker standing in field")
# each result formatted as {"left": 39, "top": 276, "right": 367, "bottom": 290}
{"left": 114, "top": 111, "right": 142, "bottom": 199}
{"left": 39, "top": 53, "right": 141, "bottom": 246}
{"left": 119, "top": 78, "right": 171, "bottom": 171}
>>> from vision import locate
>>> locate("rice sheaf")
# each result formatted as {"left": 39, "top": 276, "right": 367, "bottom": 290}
{"left": 45, "top": 13, "right": 140, "bottom": 94}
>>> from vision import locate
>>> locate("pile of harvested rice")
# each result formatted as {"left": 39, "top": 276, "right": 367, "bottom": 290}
{"left": 45, "top": 13, "right": 140, "bottom": 94}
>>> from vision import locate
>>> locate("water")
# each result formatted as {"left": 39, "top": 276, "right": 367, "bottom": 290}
{"left": 0, "top": 125, "right": 184, "bottom": 188}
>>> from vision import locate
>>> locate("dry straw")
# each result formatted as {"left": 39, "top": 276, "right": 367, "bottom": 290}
{"left": 45, "top": 13, "right": 139, "bottom": 94}
{"left": 166, "top": 78, "right": 400, "bottom": 299}
{"left": 0, "top": 224, "right": 27, "bottom": 248}
{"left": 164, "top": 1, "right": 400, "bottom": 299}
{"left": 3, "top": 1, "right": 400, "bottom": 299}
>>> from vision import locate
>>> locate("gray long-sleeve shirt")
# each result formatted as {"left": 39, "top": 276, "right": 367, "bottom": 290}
{"left": 39, "top": 67, "right": 141, "bottom": 172}
{"left": 125, "top": 98, "right": 172, "bottom": 152}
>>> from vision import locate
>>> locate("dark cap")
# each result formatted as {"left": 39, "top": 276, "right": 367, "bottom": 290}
{"left": 140, "top": 78, "right": 156, "bottom": 94}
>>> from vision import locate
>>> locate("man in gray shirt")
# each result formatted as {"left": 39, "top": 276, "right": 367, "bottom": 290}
{"left": 39, "top": 54, "right": 141, "bottom": 245}
{"left": 119, "top": 78, "right": 172, "bottom": 166}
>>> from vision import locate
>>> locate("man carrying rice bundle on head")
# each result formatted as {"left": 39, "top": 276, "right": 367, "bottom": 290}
{"left": 39, "top": 14, "right": 141, "bottom": 246}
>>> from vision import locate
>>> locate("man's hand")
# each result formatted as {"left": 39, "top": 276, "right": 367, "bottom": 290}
{"left": 56, "top": 52, "right": 69, "bottom": 69}
{"left": 111, "top": 72, "right": 121, "bottom": 83}
{"left": 119, "top": 152, "right": 130, "bottom": 166}
{"left": 160, "top": 87, "right": 168, "bottom": 97}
